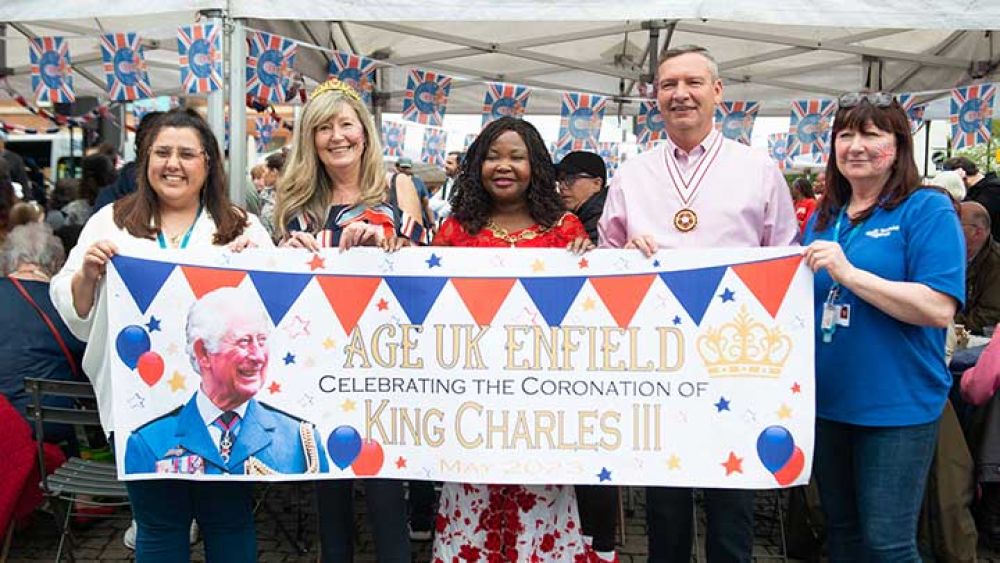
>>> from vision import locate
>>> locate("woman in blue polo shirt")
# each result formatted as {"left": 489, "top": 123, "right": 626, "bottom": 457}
{"left": 803, "top": 92, "right": 965, "bottom": 562}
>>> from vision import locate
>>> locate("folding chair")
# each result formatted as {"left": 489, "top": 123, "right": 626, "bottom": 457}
{"left": 25, "top": 378, "right": 130, "bottom": 562}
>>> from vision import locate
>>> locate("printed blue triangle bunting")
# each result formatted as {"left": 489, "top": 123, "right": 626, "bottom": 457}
{"left": 384, "top": 276, "right": 449, "bottom": 325}
{"left": 659, "top": 266, "right": 728, "bottom": 325}
{"left": 111, "top": 256, "right": 176, "bottom": 314}
{"left": 247, "top": 271, "right": 313, "bottom": 326}
{"left": 520, "top": 277, "right": 587, "bottom": 327}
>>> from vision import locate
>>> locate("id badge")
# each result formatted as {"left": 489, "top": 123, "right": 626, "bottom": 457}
{"left": 821, "top": 303, "right": 837, "bottom": 331}
{"left": 836, "top": 304, "right": 851, "bottom": 327}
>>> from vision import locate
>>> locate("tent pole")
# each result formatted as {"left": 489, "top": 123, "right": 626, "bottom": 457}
{"left": 202, "top": 9, "right": 226, "bottom": 154}
{"left": 923, "top": 121, "right": 931, "bottom": 176}
{"left": 227, "top": 18, "right": 247, "bottom": 206}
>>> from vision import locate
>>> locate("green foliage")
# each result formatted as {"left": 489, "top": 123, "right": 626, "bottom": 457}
{"left": 951, "top": 120, "right": 1000, "bottom": 172}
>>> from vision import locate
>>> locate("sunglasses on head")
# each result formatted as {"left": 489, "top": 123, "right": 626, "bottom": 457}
{"left": 837, "top": 92, "right": 895, "bottom": 109}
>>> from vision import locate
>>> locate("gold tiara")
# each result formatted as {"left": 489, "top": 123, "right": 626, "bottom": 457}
{"left": 309, "top": 79, "right": 362, "bottom": 102}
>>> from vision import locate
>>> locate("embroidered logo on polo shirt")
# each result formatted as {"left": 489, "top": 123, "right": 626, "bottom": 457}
{"left": 865, "top": 225, "right": 900, "bottom": 239}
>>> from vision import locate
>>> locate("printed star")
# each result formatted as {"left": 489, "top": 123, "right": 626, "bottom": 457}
{"left": 299, "top": 394, "right": 315, "bottom": 407}
{"left": 379, "top": 257, "right": 396, "bottom": 273}
{"left": 305, "top": 357, "right": 316, "bottom": 368}
{"left": 283, "top": 352, "right": 296, "bottom": 365}
{"left": 777, "top": 404, "right": 793, "bottom": 420}
{"left": 582, "top": 297, "right": 596, "bottom": 311}
{"left": 672, "top": 315, "right": 682, "bottom": 325}
{"left": 145, "top": 316, "right": 161, "bottom": 332}
{"left": 722, "top": 452, "right": 744, "bottom": 476}
{"left": 715, "top": 396, "right": 731, "bottom": 412}
{"left": 341, "top": 399, "right": 357, "bottom": 412}
{"left": 268, "top": 381, "right": 281, "bottom": 394}
{"left": 166, "top": 343, "right": 180, "bottom": 356}
{"left": 376, "top": 298, "right": 389, "bottom": 311}
{"left": 577, "top": 257, "right": 589, "bottom": 269}
{"left": 531, "top": 259, "right": 545, "bottom": 273}
{"left": 791, "top": 382, "right": 802, "bottom": 394}
{"left": 127, "top": 393, "right": 145, "bottom": 409}
{"left": 426, "top": 253, "right": 442, "bottom": 268}
{"left": 322, "top": 337, "right": 336, "bottom": 350}
{"left": 597, "top": 467, "right": 612, "bottom": 482}
{"left": 719, "top": 288, "right": 736, "bottom": 303}
{"left": 653, "top": 259, "right": 661, "bottom": 267}
{"left": 307, "top": 253, "right": 325, "bottom": 271}
{"left": 667, "top": 454, "right": 681, "bottom": 470}
{"left": 395, "top": 456, "right": 407, "bottom": 469}
{"left": 615, "top": 257, "right": 631, "bottom": 271}
{"left": 743, "top": 410, "right": 757, "bottom": 424}
{"left": 167, "top": 371, "right": 186, "bottom": 392}
{"left": 284, "top": 315, "right": 311, "bottom": 339}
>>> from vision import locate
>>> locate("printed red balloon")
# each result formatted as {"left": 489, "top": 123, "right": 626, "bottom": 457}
{"left": 773, "top": 446, "right": 805, "bottom": 486}
{"left": 351, "top": 439, "right": 384, "bottom": 476}
{"left": 136, "top": 351, "right": 164, "bottom": 387}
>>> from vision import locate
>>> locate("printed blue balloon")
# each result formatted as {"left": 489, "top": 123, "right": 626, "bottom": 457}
{"left": 116, "top": 325, "right": 151, "bottom": 370}
{"left": 757, "top": 426, "right": 795, "bottom": 473}
{"left": 327, "top": 425, "right": 362, "bottom": 470}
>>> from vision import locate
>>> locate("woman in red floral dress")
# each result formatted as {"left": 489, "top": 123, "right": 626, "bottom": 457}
{"left": 431, "top": 117, "right": 598, "bottom": 562}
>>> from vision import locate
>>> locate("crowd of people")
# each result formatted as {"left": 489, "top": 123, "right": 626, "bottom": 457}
{"left": 0, "top": 43, "right": 999, "bottom": 563}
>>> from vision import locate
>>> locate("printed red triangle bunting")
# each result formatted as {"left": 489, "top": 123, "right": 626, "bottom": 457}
{"left": 731, "top": 255, "right": 803, "bottom": 318}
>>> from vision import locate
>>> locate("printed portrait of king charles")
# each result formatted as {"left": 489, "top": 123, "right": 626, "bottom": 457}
{"left": 124, "top": 287, "right": 327, "bottom": 476}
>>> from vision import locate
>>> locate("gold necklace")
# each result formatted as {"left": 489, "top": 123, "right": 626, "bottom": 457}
{"left": 486, "top": 219, "right": 548, "bottom": 247}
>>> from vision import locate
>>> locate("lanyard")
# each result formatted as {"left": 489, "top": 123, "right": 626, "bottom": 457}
{"left": 157, "top": 205, "right": 202, "bottom": 249}
{"left": 821, "top": 208, "right": 865, "bottom": 343}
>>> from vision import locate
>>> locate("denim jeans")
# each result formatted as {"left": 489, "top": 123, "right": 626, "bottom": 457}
{"left": 125, "top": 480, "right": 256, "bottom": 563}
{"left": 315, "top": 479, "right": 410, "bottom": 562}
{"left": 814, "top": 417, "right": 940, "bottom": 563}
{"left": 646, "top": 487, "right": 755, "bottom": 562}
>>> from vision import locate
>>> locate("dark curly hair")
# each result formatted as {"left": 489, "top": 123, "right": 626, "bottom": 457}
{"left": 451, "top": 117, "right": 563, "bottom": 234}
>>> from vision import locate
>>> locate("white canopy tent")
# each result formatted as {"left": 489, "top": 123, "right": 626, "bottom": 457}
{"left": 2, "top": 0, "right": 1000, "bottom": 199}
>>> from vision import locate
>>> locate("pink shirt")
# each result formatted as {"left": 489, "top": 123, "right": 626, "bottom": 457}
{"left": 599, "top": 130, "right": 799, "bottom": 249}
{"left": 961, "top": 327, "right": 1000, "bottom": 406}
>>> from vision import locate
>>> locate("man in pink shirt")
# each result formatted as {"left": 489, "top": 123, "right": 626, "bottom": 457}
{"left": 599, "top": 45, "right": 798, "bottom": 562}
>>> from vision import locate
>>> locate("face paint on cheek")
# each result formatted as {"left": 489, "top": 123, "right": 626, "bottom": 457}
{"left": 871, "top": 141, "right": 897, "bottom": 170}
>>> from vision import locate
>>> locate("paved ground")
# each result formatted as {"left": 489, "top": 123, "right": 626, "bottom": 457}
{"left": 6, "top": 484, "right": 1000, "bottom": 562}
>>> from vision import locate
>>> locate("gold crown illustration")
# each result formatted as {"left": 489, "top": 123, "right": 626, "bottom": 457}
{"left": 696, "top": 305, "right": 792, "bottom": 377}
{"left": 310, "top": 78, "right": 361, "bottom": 102}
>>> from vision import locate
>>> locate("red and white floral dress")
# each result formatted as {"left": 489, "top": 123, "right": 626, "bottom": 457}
{"left": 431, "top": 213, "right": 591, "bottom": 563}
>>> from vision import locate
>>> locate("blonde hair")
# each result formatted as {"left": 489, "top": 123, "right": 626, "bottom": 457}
{"left": 250, "top": 163, "right": 267, "bottom": 180}
{"left": 275, "top": 92, "right": 388, "bottom": 236}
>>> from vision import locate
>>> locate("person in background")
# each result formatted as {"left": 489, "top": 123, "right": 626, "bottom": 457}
{"left": 93, "top": 111, "right": 163, "bottom": 212}
{"left": 395, "top": 157, "right": 433, "bottom": 230}
{"left": 792, "top": 177, "right": 818, "bottom": 232}
{"left": 955, "top": 201, "right": 1000, "bottom": 334}
{"left": 945, "top": 156, "right": 1000, "bottom": 240}
{"left": 927, "top": 170, "right": 967, "bottom": 203}
{"left": 556, "top": 150, "right": 607, "bottom": 244}
{"left": 814, "top": 169, "right": 827, "bottom": 200}
{"left": 258, "top": 152, "right": 285, "bottom": 239}
{"left": 244, "top": 163, "right": 266, "bottom": 215}
{"left": 428, "top": 151, "right": 462, "bottom": 225}
{"left": 9, "top": 201, "right": 45, "bottom": 228}
{"left": 275, "top": 79, "right": 422, "bottom": 562}
{"left": 0, "top": 130, "right": 31, "bottom": 196}
{"left": 49, "top": 108, "right": 273, "bottom": 559}
{"left": 63, "top": 154, "right": 117, "bottom": 227}
{"left": 803, "top": 91, "right": 964, "bottom": 561}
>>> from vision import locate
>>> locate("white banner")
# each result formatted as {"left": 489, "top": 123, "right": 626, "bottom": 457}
{"left": 109, "top": 246, "right": 814, "bottom": 488}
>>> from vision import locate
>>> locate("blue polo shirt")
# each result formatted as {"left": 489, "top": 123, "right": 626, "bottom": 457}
{"left": 803, "top": 188, "right": 965, "bottom": 426}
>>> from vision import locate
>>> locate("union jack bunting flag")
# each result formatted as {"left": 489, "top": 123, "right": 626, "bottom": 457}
{"left": 327, "top": 52, "right": 377, "bottom": 105}
{"left": 897, "top": 93, "right": 927, "bottom": 135}
{"left": 634, "top": 101, "right": 666, "bottom": 144}
{"left": 402, "top": 70, "right": 452, "bottom": 126}
{"left": 421, "top": 127, "right": 448, "bottom": 168}
{"left": 29, "top": 36, "right": 74, "bottom": 104}
{"left": 246, "top": 32, "right": 297, "bottom": 104}
{"left": 100, "top": 33, "right": 153, "bottom": 102}
{"left": 481, "top": 82, "right": 530, "bottom": 126}
{"left": 465, "top": 133, "right": 477, "bottom": 151}
{"left": 255, "top": 116, "right": 278, "bottom": 153}
{"left": 950, "top": 84, "right": 995, "bottom": 150}
{"left": 714, "top": 100, "right": 760, "bottom": 145}
{"left": 556, "top": 92, "right": 606, "bottom": 159}
{"left": 640, "top": 140, "right": 664, "bottom": 153}
{"left": 597, "top": 142, "right": 621, "bottom": 177}
{"left": 177, "top": 24, "right": 223, "bottom": 94}
{"left": 768, "top": 133, "right": 791, "bottom": 170}
{"left": 787, "top": 99, "right": 836, "bottom": 161}
{"left": 382, "top": 120, "right": 406, "bottom": 158}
